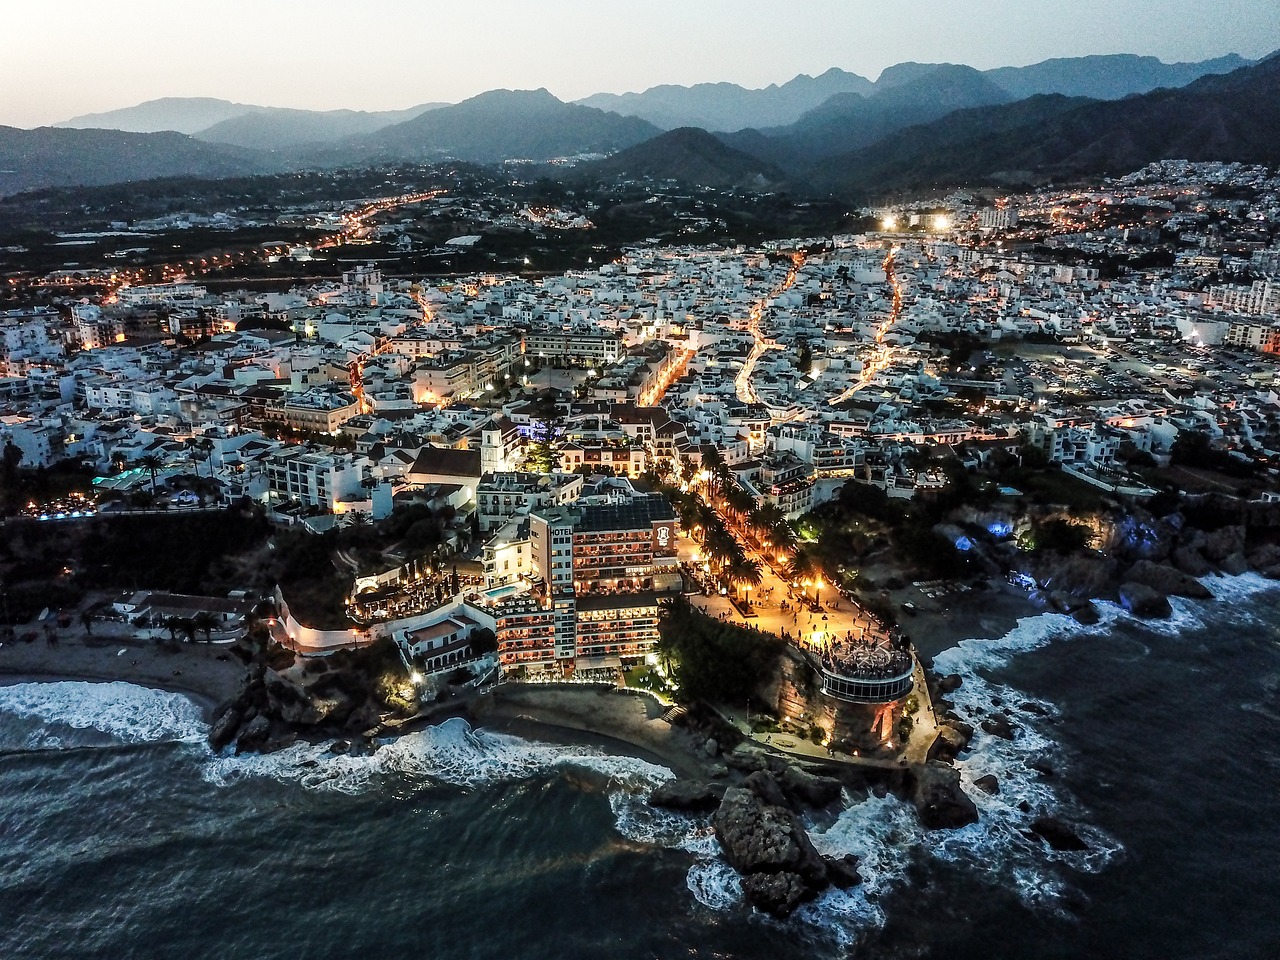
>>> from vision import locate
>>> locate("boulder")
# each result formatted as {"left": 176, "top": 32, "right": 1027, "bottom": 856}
{"left": 743, "top": 770, "right": 790, "bottom": 809}
{"left": 739, "top": 872, "right": 815, "bottom": 918}
{"left": 1030, "top": 816, "right": 1089, "bottom": 852}
{"left": 648, "top": 779, "right": 727, "bottom": 812}
{"left": 234, "top": 714, "right": 271, "bottom": 754}
{"left": 1247, "top": 542, "right": 1280, "bottom": 570}
{"left": 724, "top": 744, "right": 768, "bottom": 774}
{"left": 1171, "top": 545, "right": 1213, "bottom": 578}
{"left": 1200, "top": 525, "right": 1246, "bottom": 563}
{"left": 823, "top": 854, "right": 863, "bottom": 889}
{"left": 907, "top": 762, "right": 979, "bottom": 830}
{"left": 1027, "top": 757, "right": 1056, "bottom": 778}
{"left": 937, "top": 674, "right": 964, "bottom": 694}
{"left": 1220, "top": 551, "right": 1249, "bottom": 576}
{"left": 1071, "top": 602, "right": 1101, "bottom": 625}
{"left": 713, "top": 785, "right": 830, "bottom": 917}
{"left": 981, "top": 715, "right": 1018, "bottom": 741}
{"left": 207, "top": 703, "right": 243, "bottom": 752}
{"left": 778, "top": 765, "right": 844, "bottom": 808}
{"left": 1118, "top": 582, "right": 1172, "bottom": 619}
{"left": 930, "top": 723, "right": 972, "bottom": 762}
{"left": 1124, "top": 560, "right": 1212, "bottom": 599}
{"left": 973, "top": 774, "right": 1000, "bottom": 795}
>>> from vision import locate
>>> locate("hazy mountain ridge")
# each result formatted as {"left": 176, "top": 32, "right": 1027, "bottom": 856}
{"left": 717, "top": 64, "right": 1014, "bottom": 167}
{"left": 0, "top": 126, "right": 269, "bottom": 195}
{"left": 192, "top": 103, "right": 447, "bottom": 150}
{"left": 577, "top": 127, "right": 789, "bottom": 189}
{"left": 56, "top": 98, "right": 262, "bottom": 135}
{"left": 574, "top": 68, "right": 875, "bottom": 132}
{"left": 342, "top": 89, "right": 661, "bottom": 164}
{"left": 806, "top": 54, "right": 1280, "bottom": 197}
{"left": 571, "top": 53, "right": 1253, "bottom": 133}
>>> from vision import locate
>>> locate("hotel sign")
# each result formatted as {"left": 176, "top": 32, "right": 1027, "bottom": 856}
{"left": 652, "top": 521, "right": 674, "bottom": 553}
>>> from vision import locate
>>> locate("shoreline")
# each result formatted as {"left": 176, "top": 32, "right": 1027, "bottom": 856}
{"left": 0, "top": 633, "right": 247, "bottom": 720}
{"left": 468, "top": 685, "right": 713, "bottom": 779}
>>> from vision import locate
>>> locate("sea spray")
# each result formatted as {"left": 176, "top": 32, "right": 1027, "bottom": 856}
{"left": 0, "top": 680, "right": 206, "bottom": 749}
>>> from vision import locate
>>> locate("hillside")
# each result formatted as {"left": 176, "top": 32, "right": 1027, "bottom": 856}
{"left": 0, "top": 126, "right": 270, "bottom": 196}
{"left": 192, "top": 103, "right": 446, "bottom": 150}
{"left": 719, "top": 64, "right": 1013, "bottom": 168}
{"left": 807, "top": 55, "right": 1280, "bottom": 198}
{"left": 56, "top": 98, "right": 261, "bottom": 134}
{"left": 579, "top": 127, "right": 788, "bottom": 189}
{"left": 351, "top": 89, "right": 660, "bottom": 163}
{"left": 985, "top": 53, "right": 1254, "bottom": 101}
{"left": 575, "top": 68, "right": 875, "bottom": 132}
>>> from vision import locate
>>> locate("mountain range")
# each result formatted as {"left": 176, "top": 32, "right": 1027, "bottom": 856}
{"left": 3, "top": 52, "right": 1276, "bottom": 199}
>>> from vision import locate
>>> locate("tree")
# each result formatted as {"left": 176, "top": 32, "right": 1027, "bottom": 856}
{"left": 135, "top": 454, "right": 164, "bottom": 493}
{"left": 192, "top": 611, "right": 219, "bottom": 641}
{"left": 1, "top": 440, "right": 21, "bottom": 491}
{"left": 787, "top": 545, "right": 822, "bottom": 584}
{"left": 725, "top": 556, "right": 763, "bottom": 600}
{"left": 796, "top": 340, "right": 813, "bottom": 374}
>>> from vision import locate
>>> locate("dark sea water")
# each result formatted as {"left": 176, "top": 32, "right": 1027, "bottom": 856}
{"left": 3, "top": 574, "right": 1279, "bottom": 960}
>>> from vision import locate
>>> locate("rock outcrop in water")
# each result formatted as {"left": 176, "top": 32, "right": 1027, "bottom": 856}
{"left": 906, "top": 762, "right": 980, "bottom": 830}
{"left": 208, "top": 638, "right": 412, "bottom": 754}
{"left": 712, "top": 772, "right": 835, "bottom": 917}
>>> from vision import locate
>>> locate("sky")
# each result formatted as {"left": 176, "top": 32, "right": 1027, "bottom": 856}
{"left": 2, "top": 0, "right": 1279, "bottom": 127}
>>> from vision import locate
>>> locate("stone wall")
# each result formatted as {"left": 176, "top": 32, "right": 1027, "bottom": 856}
{"left": 766, "top": 647, "right": 906, "bottom": 754}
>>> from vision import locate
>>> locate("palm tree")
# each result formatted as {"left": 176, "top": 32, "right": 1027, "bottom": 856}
{"left": 722, "top": 483, "right": 755, "bottom": 523}
{"left": 192, "top": 612, "right": 219, "bottom": 642}
{"left": 788, "top": 545, "right": 823, "bottom": 587}
{"left": 726, "top": 556, "right": 763, "bottom": 600}
{"left": 109, "top": 450, "right": 128, "bottom": 475}
{"left": 135, "top": 454, "right": 163, "bottom": 493}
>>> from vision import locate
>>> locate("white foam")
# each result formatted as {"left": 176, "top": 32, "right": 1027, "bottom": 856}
{"left": 0, "top": 681, "right": 206, "bottom": 746}
{"left": 203, "top": 717, "right": 675, "bottom": 798}
{"left": 686, "top": 858, "right": 744, "bottom": 911}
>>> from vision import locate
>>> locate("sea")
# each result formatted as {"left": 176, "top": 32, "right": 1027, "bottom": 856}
{"left": 2, "top": 573, "right": 1279, "bottom": 960}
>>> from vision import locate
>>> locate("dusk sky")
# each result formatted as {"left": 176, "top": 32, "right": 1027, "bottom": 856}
{"left": 3, "top": 0, "right": 1279, "bottom": 128}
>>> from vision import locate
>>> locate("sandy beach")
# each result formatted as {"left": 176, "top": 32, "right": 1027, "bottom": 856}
{"left": 469, "top": 684, "right": 713, "bottom": 779}
{"left": 0, "top": 630, "right": 248, "bottom": 718}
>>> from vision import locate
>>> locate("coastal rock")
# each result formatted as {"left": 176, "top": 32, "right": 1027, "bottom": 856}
{"left": 724, "top": 744, "right": 768, "bottom": 774}
{"left": 907, "top": 762, "right": 979, "bottom": 830}
{"left": 822, "top": 854, "right": 863, "bottom": 888}
{"left": 744, "top": 770, "right": 791, "bottom": 809}
{"left": 739, "top": 872, "right": 814, "bottom": 918}
{"left": 1027, "top": 757, "right": 1056, "bottom": 778}
{"left": 234, "top": 714, "right": 271, "bottom": 754}
{"left": 647, "top": 779, "right": 726, "bottom": 812}
{"left": 778, "top": 765, "right": 844, "bottom": 808}
{"left": 207, "top": 703, "right": 243, "bottom": 752}
{"left": 1030, "top": 816, "right": 1089, "bottom": 852}
{"left": 937, "top": 674, "right": 964, "bottom": 694}
{"left": 1200, "top": 525, "right": 1246, "bottom": 563}
{"left": 973, "top": 774, "right": 1000, "bottom": 795}
{"left": 1118, "top": 582, "right": 1172, "bottom": 619}
{"left": 930, "top": 723, "right": 972, "bottom": 762}
{"left": 1071, "top": 602, "right": 1101, "bottom": 625}
{"left": 980, "top": 716, "right": 1018, "bottom": 740}
{"left": 1220, "top": 551, "right": 1249, "bottom": 576}
{"left": 1247, "top": 543, "right": 1280, "bottom": 570}
{"left": 713, "top": 785, "right": 830, "bottom": 917}
{"left": 1124, "top": 560, "right": 1212, "bottom": 599}
{"left": 1171, "top": 545, "right": 1213, "bottom": 578}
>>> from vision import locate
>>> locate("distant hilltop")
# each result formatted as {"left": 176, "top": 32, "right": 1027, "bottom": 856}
{"left": 0, "top": 51, "right": 1272, "bottom": 198}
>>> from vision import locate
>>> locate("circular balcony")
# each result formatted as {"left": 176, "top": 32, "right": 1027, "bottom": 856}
{"left": 816, "top": 645, "right": 914, "bottom": 704}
